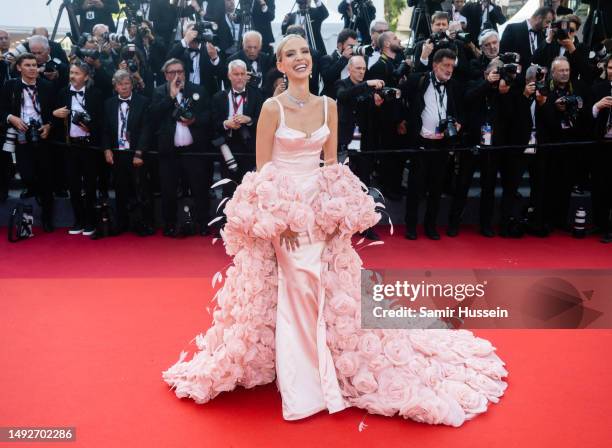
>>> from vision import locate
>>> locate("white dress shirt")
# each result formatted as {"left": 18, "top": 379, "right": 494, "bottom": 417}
{"left": 20, "top": 81, "right": 41, "bottom": 124}
{"left": 181, "top": 39, "right": 220, "bottom": 85}
{"left": 420, "top": 76, "right": 448, "bottom": 140}
{"left": 117, "top": 95, "right": 132, "bottom": 150}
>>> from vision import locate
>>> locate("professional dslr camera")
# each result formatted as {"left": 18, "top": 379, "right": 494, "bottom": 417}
{"left": 377, "top": 87, "right": 401, "bottom": 101}
{"left": 351, "top": 44, "right": 374, "bottom": 57}
{"left": 124, "top": 43, "right": 139, "bottom": 73}
{"left": 17, "top": 119, "right": 42, "bottom": 145}
{"left": 559, "top": 95, "right": 583, "bottom": 123}
{"left": 429, "top": 31, "right": 453, "bottom": 51}
{"left": 193, "top": 20, "right": 218, "bottom": 44}
{"left": 72, "top": 111, "right": 93, "bottom": 128}
{"left": 247, "top": 70, "right": 262, "bottom": 87}
{"left": 534, "top": 65, "right": 550, "bottom": 96}
{"left": 551, "top": 19, "right": 571, "bottom": 41}
{"left": 439, "top": 116, "right": 459, "bottom": 139}
{"left": 496, "top": 52, "right": 520, "bottom": 85}
{"left": 172, "top": 98, "right": 194, "bottom": 121}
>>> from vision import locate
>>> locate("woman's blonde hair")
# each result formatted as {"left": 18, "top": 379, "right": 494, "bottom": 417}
{"left": 275, "top": 34, "right": 306, "bottom": 61}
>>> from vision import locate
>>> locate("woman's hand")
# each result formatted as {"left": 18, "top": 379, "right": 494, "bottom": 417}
{"left": 280, "top": 228, "right": 300, "bottom": 251}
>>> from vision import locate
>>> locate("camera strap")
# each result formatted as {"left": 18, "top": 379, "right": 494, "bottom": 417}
{"left": 431, "top": 73, "right": 447, "bottom": 125}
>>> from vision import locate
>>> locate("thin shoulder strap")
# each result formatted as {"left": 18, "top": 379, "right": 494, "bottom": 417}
{"left": 270, "top": 97, "right": 285, "bottom": 126}
{"left": 323, "top": 95, "right": 328, "bottom": 125}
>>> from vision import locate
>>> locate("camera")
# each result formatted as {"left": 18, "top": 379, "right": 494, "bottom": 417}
{"left": 193, "top": 20, "right": 218, "bottom": 44}
{"left": 105, "top": 32, "right": 127, "bottom": 46}
{"left": 212, "top": 136, "right": 238, "bottom": 173}
{"left": 439, "top": 116, "right": 459, "bottom": 139}
{"left": 247, "top": 71, "right": 262, "bottom": 86}
{"left": 351, "top": 44, "right": 374, "bottom": 57}
{"left": 17, "top": 119, "right": 42, "bottom": 145}
{"left": 454, "top": 32, "right": 471, "bottom": 43}
{"left": 5, "top": 43, "right": 28, "bottom": 61}
{"left": 73, "top": 46, "right": 100, "bottom": 60}
{"left": 429, "top": 31, "right": 452, "bottom": 51}
{"left": 377, "top": 87, "right": 401, "bottom": 101}
{"left": 72, "top": 111, "right": 93, "bottom": 128}
{"left": 559, "top": 95, "right": 583, "bottom": 122}
{"left": 534, "top": 66, "right": 549, "bottom": 96}
{"left": 496, "top": 52, "right": 520, "bottom": 85}
{"left": 172, "top": 99, "right": 194, "bottom": 122}
{"left": 125, "top": 44, "right": 139, "bottom": 73}
{"left": 551, "top": 19, "right": 571, "bottom": 41}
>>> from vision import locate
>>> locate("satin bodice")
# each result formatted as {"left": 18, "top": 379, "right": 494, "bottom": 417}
{"left": 270, "top": 97, "right": 330, "bottom": 187}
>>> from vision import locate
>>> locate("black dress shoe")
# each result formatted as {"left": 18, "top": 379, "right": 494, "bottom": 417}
{"left": 425, "top": 228, "right": 440, "bottom": 240}
{"left": 405, "top": 228, "right": 417, "bottom": 240}
{"left": 601, "top": 233, "right": 612, "bottom": 244}
{"left": 446, "top": 225, "right": 459, "bottom": 237}
{"left": 42, "top": 220, "right": 54, "bottom": 233}
{"left": 480, "top": 227, "right": 496, "bottom": 238}
{"left": 163, "top": 224, "right": 177, "bottom": 238}
{"left": 361, "top": 228, "right": 380, "bottom": 241}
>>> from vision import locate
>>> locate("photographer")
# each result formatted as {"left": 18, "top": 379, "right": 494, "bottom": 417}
{"left": 0, "top": 53, "right": 55, "bottom": 232}
{"left": 403, "top": 48, "right": 464, "bottom": 240}
{"left": 130, "top": 21, "right": 167, "bottom": 86}
{"left": 75, "top": 34, "right": 115, "bottom": 98}
{"left": 320, "top": 29, "right": 358, "bottom": 98}
{"left": 367, "top": 20, "right": 389, "bottom": 68}
{"left": 149, "top": 58, "right": 213, "bottom": 237}
{"left": 249, "top": 0, "right": 276, "bottom": 52}
{"left": 167, "top": 21, "right": 224, "bottom": 98}
{"left": 52, "top": 60, "right": 104, "bottom": 236}
{"left": 29, "top": 28, "right": 70, "bottom": 66}
{"left": 367, "top": 31, "right": 408, "bottom": 200}
{"left": 534, "top": 56, "right": 591, "bottom": 234}
{"left": 101, "top": 69, "right": 154, "bottom": 236}
{"left": 500, "top": 6, "right": 553, "bottom": 71}
{"left": 29, "top": 35, "right": 69, "bottom": 90}
{"left": 281, "top": 0, "right": 329, "bottom": 55}
{"left": 533, "top": 14, "right": 591, "bottom": 84}
{"left": 589, "top": 55, "right": 612, "bottom": 243}
{"left": 118, "top": 44, "right": 154, "bottom": 97}
{"left": 448, "top": 57, "right": 521, "bottom": 238}
{"left": 468, "top": 29, "right": 500, "bottom": 79}
{"left": 226, "top": 30, "right": 273, "bottom": 92}
{"left": 338, "top": 0, "right": 376, "bottom": 45}
{"left": 335, "top": 55, "right": 384, "bottom": 240}
{"left": 76, "top": 0, "right": 120, "bottom": 34}
{"left": 444, "top": 0, "right": 467, "bottom": 29}
{"left": 212, "top": 59, "right": 263, "bottom": 195}
{"left": 460, "top": 0, "right": 506, "bottom": 46}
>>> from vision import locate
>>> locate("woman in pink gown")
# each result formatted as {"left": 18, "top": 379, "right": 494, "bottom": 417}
{"left": 163, "top": 35, "right": 508, "bottom": 426}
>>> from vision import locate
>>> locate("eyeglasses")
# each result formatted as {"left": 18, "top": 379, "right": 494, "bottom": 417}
{"left": 166, "top": 70, "right": 184, "bottom": 75}
{"left": 375, "top": 29, "right": 389, "bottom": 33}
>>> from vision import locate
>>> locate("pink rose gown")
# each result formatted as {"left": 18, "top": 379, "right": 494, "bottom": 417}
{"left": 163, "top": 96, "right": 509, "bottom": 427}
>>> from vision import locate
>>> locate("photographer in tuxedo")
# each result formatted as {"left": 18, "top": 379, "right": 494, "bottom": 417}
{"left": 149, "top": 59, "right": 213, "bottom": 237}
{"left": 0, "top": 53, "right": 55, "bottom": 232}
{"left": 403, "top": 48, "right": 464, "bottom": 240}
{"left": 448, "top": 57, "right": 521, "bottom": 238}
{"left": 167, "top": 21, "right": 224, "bottom": 97}
{"left": 281, "top": 0, "right": 329, "bottom": 55}
{"left": 533, "top": 14, "right": 590, "bottom": 84}
{"left": 320, "top": 29, "right": 358, "bottom": 98}
{"left": 534, "top": 57, "right": 590, "bottom": 234}
{"left": 500, "top": 6, "right": 553, "bottom": 71}
{"left": 212, "top": 59, "right": 263, "bottom": 194}
{"left": 468, "top": 29, "right": 500, "bottom": 79}
{"left": 590, "top": 55, "right": 612, "bottom": 243}
{"left": 102, "top": 70, "right": 154, "bottom": 236}
{"left": 52, "top": 60, "right": 104, "bottom": 236}
{"left": 226, "top": 31, "right": 273, "bottom": 92}
{"left": 248, "top": 0, "right": 276, "bottom": 52}
{"left": 335, "top": 55, "right": 385, "bottom": 240}
{"left": 338, "top": 0, "right": 376, "bottom": 45}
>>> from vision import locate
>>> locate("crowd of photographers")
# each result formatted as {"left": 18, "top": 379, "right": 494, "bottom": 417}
{"left": 0, "top": 0, "right": 611, "bottom": 244}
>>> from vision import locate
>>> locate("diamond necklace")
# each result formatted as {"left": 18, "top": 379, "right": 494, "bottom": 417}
{"left": 286, "top": 91, "right": 310, "bottom": 108}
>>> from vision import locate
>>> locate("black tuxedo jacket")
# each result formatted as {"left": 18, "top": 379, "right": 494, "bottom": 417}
{"left": 335, "top": 77, "right": 373, "bottom": 147}
{"left": 320, "top": 50, "right": 349, "bottom": 98}
{"left": 591, "top": 80, "right": 612, "bottom": 139}
{"left": 461, "top": 2, "right": 506, "bottom": 46}
{"left": 101, "top": 93, "right": 150, "bottom": 152}
{"left": 75, "top": 0, "right": 119, "bottom": 33}
{"left": 149, "top": 82, "right": 211, "bottom": 153}
{"left": 211, "top": 87, "right": 263, "bottom": 150}
{"left": 250, "top": 0, "right": 276, "bottom": 49}
{"left": 403, "top": 71, "right": 465, "bottom": 142}
{"left": 338, "top": 1, "right": 376, "bottom": 45}
{"left": 500, "top": 20, "right": 545, "bottom": 70}
{"left": 0, "top": 78, "right": 55, "bottom": 127}
{"left": 55, "top": 84, "right": 104, "bottom": 145}
{"left": 167, "top": 42, "right": 224, "bottom": 96}
{"left": 281, "top": 4, "right": 329, "bottom": 55}
{"left": 532, "top": 40, "right": 591, "bottom": 84}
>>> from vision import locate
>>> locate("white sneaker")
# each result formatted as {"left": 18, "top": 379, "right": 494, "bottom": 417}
{"left": 82, "top": 226, "right": 96, "bottom": 236}
{"left": 68, "top": 225, "right": 84, "bottom": 235}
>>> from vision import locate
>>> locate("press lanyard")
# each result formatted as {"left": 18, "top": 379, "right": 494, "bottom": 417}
{"left": 432, "top": 74, "right": 447, "bottom": 124}
{"left": 231, "top": 93, "right": 244, "bottom": 116}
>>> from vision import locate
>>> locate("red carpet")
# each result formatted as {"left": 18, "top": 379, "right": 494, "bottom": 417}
{"left": 1, "top": 226, "right": 611, "bottom": 447}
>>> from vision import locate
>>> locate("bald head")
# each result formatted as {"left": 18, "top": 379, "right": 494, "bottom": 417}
{"left": 348, "top": 55, "right": 366, "bottom": 83}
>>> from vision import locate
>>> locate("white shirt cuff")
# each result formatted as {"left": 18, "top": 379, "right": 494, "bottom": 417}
{"left": 420, "top": 57, "right": 428, "bottom": 66}
{"left": 262, "top": 5, "right": 268, "bottom": 13}
{"left": 181, "top": 38, "right": 188, "bottom": 48}
{"left": 211, "top": 56, "right": 220, "bottom": 65}
{"left": 315, "top": 0, "right": 322, "bottom": 6}
{"left": 593, "top": 105, "right": 600, "bottom": 119}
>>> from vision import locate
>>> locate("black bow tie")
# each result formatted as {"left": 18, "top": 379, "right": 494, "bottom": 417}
{"left": 529, "top": 29, "right": 539, "bottom": 35}
{"left": 23, "top": 84, "right": 37, "bottom": 92}
{"left": 233, "top": 90, "right": 246, "bottom": 97}
{"left": 433, "top": 78, "right": 446, "bottom": 89}
{"left": 71, "top": 90, "right": 84, "bottom": 96}
{"left": 119, "top": 98, "right": 131, "bottom": 104}
{"left": 189, "top": 48, "right": 200, "bottom": 54}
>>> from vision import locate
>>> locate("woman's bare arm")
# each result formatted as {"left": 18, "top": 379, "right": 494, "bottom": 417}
{"left": 322, "top": 98, "right": 338, "bottom": 165}
{"left": 256, "top": 99, "right": 279, "bottom": 171}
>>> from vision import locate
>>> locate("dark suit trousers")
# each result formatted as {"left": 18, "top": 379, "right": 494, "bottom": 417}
{"left": 591, "top": 146, "right": 612, "bottom": 232}
{"left": 65, "top": 142, "right": 98, "bottom": 227}
{"left": 15, "top": 141, "right": 54, "bottom": 220}
{"left": 111, "top": 151, "right": 152, "bottom": 230}
{"left": 404, "top": 138, "right": 449, "bottom": 230}
{"left": 159, "top": 146, "right": 212, "bottom": 226}
{"left": 0, "top": 150, "right": 13, "bottom": 196}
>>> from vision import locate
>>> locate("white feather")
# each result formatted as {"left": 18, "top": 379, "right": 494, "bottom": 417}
{"left": 210, "top": 178, "right": 234, "bottom": 189}
{"left": 207, "top": 216, "right": 224, "bottom": 226}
